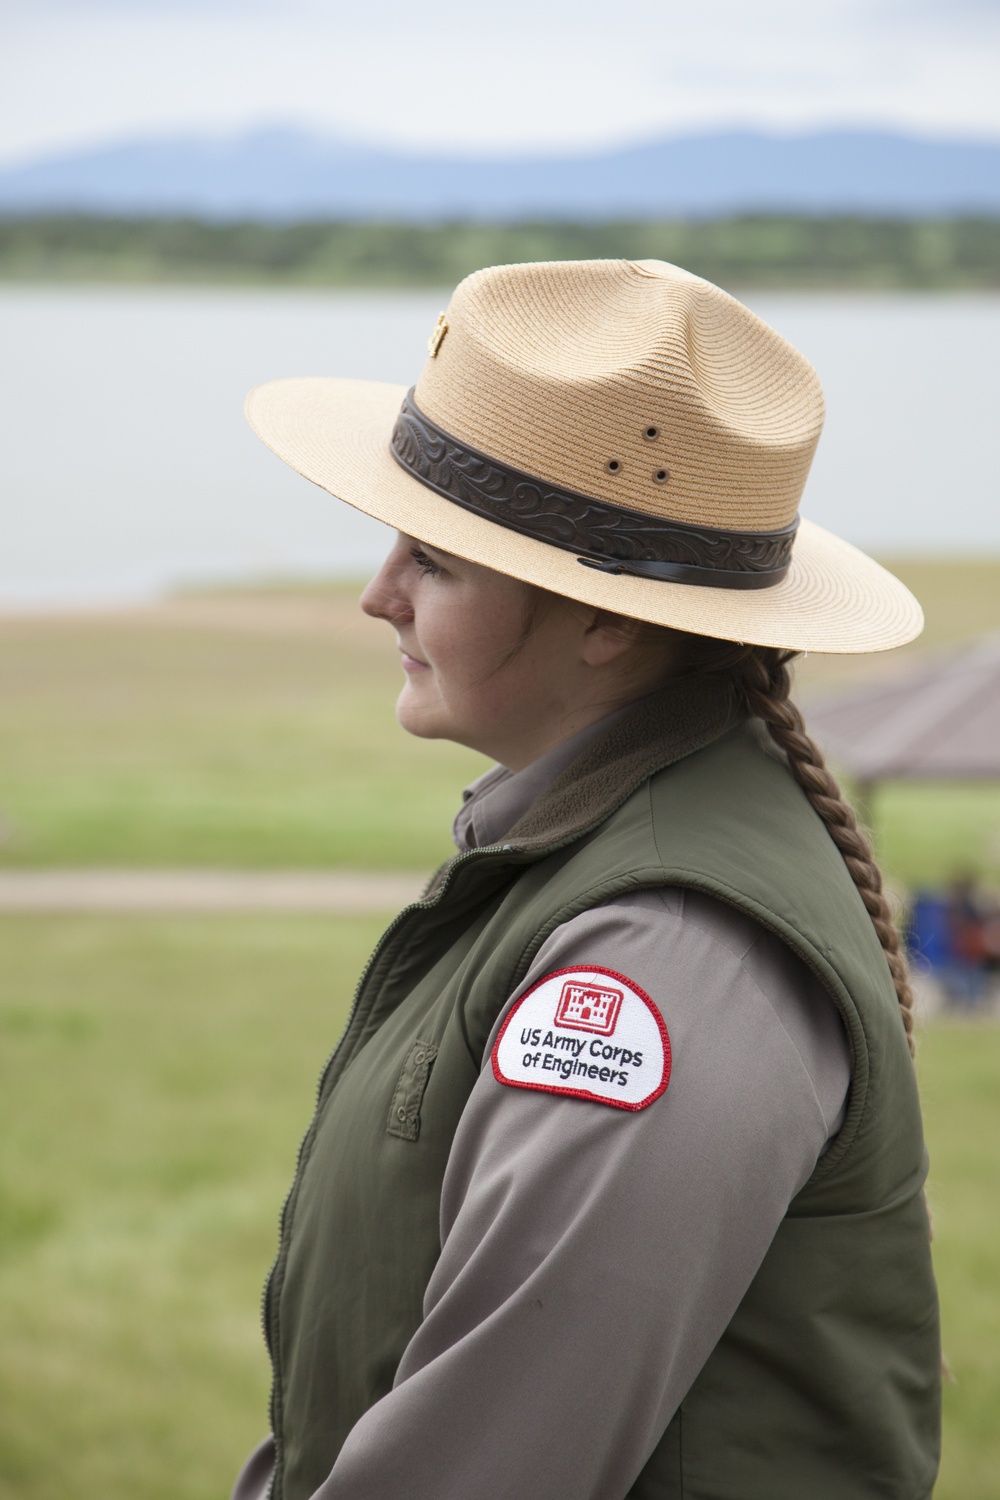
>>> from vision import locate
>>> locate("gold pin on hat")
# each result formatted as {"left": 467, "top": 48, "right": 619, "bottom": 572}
{"left": 428, "top": 312, "right": 448, "bottom": 357}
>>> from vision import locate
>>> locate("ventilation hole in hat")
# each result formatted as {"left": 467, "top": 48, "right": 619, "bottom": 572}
{"left": 606, "top": 459, "right": 621, "bottom": 473}
{"left": 643, "top": 426, "right": 660, "bottom": 441}
{"left": 653, "top": 469, "right": 669, "bottom": 483}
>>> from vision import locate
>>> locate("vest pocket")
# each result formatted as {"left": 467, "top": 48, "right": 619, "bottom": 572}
{"left": 386, "top": 1039, "right": 439, "bottom": 1142}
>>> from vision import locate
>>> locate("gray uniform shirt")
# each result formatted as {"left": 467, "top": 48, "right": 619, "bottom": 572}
{"left": 233, "top": 718, "right": 851, "bottom": 1500}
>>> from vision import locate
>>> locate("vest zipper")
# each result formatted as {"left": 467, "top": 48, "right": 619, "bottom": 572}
{"left": 261, "top": 842, "right": 513, "bottom": 1499}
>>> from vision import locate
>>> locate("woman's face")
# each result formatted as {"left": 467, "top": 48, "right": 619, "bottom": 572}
{"left": 360, "top": 533, "right": 660, "bottom": 770}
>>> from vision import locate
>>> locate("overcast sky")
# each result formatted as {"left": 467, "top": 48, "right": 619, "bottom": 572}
{"left": 3, "top": 0, "right": 1000, "bottom": 165}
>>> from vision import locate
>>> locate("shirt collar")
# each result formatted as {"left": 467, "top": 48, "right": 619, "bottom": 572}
{"left": 452, "top": 709, "right": 628, "bottom": 853}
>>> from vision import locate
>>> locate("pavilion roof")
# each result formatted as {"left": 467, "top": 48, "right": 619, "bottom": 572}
{"left": 805, "top": 634, "right": 1000, "bottom": 782}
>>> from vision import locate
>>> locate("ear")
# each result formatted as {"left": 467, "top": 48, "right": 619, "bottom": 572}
{"left": 578, "top": 610, "right": 641, "bottom": 668}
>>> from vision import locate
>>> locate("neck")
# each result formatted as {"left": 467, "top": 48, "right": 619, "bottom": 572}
{"left": 495, "top": 696, "right": 640, "bottom": 773}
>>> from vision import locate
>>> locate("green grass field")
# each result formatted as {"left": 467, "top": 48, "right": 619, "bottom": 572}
{"left": 0, "top": 913, "right": 377, "bottom": 1500}
{"left": 2, "top": 559, "right": 1000, "bottom": 884}
{"left": 0, "top": 590, "right": 486, "bottom": 872}
{"left": 0, "top": 914, "right": 996, "bottom": 1499}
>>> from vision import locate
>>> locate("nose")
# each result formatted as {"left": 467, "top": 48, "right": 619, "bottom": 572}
{"left": 360, "top": 535, "right": 414, "bottom": 624}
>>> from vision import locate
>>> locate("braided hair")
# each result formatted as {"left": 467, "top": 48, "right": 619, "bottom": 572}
{"left": 677, "top": 636, "right": 916, "bottom": 1059}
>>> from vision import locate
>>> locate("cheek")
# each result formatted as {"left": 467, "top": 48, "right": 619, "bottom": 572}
{"left": 421, "top": 588, "right": 528, "bottom": 689}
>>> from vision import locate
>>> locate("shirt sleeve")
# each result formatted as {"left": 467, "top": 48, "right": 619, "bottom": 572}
{"left": 229, "top": 1435, "right": 274, "bottom": 1500}
{"left": 302, "top": 886, "right": 851, "bottom": 1500}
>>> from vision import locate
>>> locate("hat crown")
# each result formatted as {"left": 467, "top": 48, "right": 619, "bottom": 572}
{"left": 414, "top": 259, "right": 824, "bottom": 534}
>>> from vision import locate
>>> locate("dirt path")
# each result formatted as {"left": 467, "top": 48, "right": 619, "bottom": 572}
{"left": 0, "top": 870, "right": 426, "bottom": 913}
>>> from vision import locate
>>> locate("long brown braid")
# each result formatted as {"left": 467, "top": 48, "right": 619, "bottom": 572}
{"left": 653, "top": 627, "right": 916, "bottom": 1058}
{"left": 725, "top": 644, "right": 916, "bottom": 1059}
{"left": 728, "top": 642, "right": 945, "bottom": 1280}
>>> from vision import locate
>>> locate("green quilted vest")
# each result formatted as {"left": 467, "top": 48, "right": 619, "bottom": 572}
{"left": 263, "top": 678, "right": 940, "bottom": 1500}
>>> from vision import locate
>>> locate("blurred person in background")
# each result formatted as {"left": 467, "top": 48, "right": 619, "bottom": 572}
{"left": 943, "top": 874, "right": 1000, "bottom": 1010}
{"left": 232, "top": 260, "right": 940, "bottom": 1500}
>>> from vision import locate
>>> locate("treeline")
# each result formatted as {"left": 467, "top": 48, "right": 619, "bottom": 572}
{"left": 0, "top": 214, "right": 998, "bottom": 289}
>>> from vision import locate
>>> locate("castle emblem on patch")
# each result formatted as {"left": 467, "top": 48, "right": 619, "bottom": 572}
{"left": 554, "top": 980, "right": 623, "bottom": 1036}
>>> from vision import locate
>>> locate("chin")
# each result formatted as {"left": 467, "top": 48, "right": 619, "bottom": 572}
{"left": 396, "top": 686, "right": 448, "bottom": 741}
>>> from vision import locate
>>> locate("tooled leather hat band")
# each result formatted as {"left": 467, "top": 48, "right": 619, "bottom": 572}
{"left": 390, "top": 390, "right": 797, "bottom": 591}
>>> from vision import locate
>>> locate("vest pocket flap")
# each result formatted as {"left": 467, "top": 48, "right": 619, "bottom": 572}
{"left": 386, "top": 1039, "right": 439, "bottom": 1142}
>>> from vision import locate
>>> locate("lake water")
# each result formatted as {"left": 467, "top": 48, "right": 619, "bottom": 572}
{"left": 1, "top": 286, "right": 998, "bottom": 607}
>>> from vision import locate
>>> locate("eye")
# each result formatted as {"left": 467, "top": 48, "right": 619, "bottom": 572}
{"left": 410, "top": 546, "right": 442, "bottom": 577}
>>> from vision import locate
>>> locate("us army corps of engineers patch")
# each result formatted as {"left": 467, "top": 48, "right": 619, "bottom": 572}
{"left": 492, "top": 966, "right": 671, "bottom": 1111}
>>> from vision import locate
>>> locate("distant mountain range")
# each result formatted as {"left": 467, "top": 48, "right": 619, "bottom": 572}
{"left": 1, "top": 127, "right": 999, "bottom": 220}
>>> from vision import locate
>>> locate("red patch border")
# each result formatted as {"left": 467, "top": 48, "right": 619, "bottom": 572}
{"left": 491, "top": 964, "right": 672, "bottom": 1112}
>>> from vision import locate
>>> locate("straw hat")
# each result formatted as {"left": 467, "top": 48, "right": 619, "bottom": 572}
{"left": 246, "top": 258, "right": 922, "bottom": 654}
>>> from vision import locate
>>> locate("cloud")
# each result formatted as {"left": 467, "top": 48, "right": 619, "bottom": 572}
{"left": 2, "top": 0, "right": 999, "bottom": 165}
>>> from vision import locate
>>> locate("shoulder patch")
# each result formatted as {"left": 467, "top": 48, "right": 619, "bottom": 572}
{"left": 492, "top": 966, "right": 671, "bottom": 1111}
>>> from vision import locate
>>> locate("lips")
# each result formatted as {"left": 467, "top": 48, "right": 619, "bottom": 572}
{"left": 400, "top": 649, "right": 429, "bottom": 673}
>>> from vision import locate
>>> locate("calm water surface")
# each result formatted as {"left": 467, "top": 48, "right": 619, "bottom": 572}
{"left": 1, "top": 286, "right": 998, "bottom": 606}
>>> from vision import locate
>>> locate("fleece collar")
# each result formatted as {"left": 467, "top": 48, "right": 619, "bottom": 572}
{"left": 505, "top": 673, "right": 747, "bottom": 854}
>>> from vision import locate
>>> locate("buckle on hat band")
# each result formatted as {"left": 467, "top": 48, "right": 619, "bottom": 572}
{"left": 390, "top": 390, "right": 797, "bottom": 591}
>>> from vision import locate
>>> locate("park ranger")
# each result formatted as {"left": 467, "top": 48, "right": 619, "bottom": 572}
{"left": 232, "top": 259, "right": 940, "bottom": 1499}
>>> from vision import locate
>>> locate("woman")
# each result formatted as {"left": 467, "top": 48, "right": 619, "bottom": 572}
{"left": 233, "top": 259, "right": 940, "bottom": 1499}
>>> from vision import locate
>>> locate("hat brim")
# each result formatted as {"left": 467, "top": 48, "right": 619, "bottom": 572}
{"left": 246, "top": 376, "right": 922, "bottom": 655}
